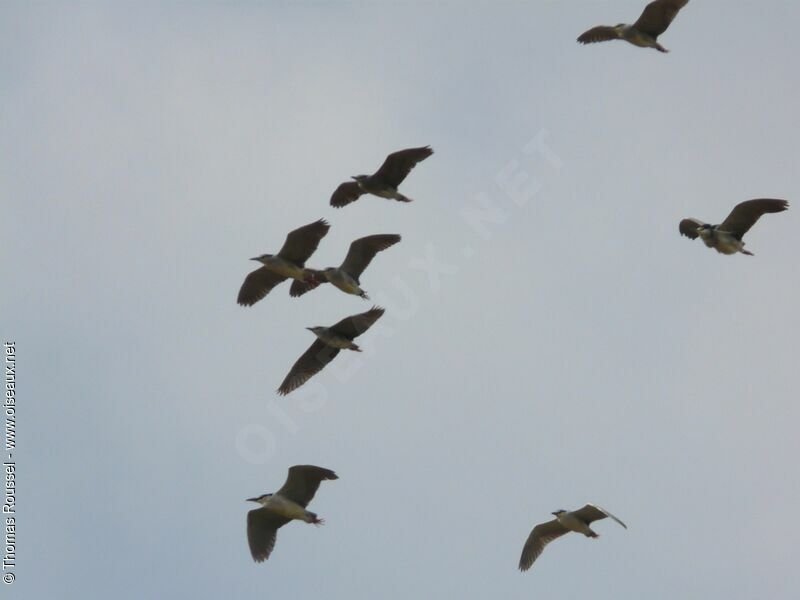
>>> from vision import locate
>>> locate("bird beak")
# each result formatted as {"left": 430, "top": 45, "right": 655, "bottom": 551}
{"left": 246, "top": 497, "right": 259, "bottom": 503}
{"left": 350, "top": 176, "right": 358, "bottom": 180}
{"left": 305, "top": 327, "right": 314, "bottom": 331}
{"left": 249, "top": 257, "right": 260, "bottom": 261}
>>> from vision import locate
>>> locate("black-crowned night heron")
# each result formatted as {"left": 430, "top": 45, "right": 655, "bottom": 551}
{"left": 290, "top": 234, "right": 401, "bottom": 299}
{"left": 679, "top": 198, "right": 789, "bottom": 255}
{"left": 246, "top": 465, "right": 338, "bottom": 563}
{"left": 330, "top": 146, "right": 433, "bottom": 208}
{"left": 577, "top": 0, "right": 688, "bottom": 53}
{"left": 237, "top": 219, "right": 330, "bottom": 306}
{"left": 519, "top": 504, "right": 627, "bottom": 571}
{"left": 277, "top": 307, "right": 385, "bottom": 395}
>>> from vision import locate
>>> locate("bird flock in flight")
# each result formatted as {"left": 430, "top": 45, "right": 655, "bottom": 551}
{"left": 238, "top": 0, "right": 790, "bottom": 573}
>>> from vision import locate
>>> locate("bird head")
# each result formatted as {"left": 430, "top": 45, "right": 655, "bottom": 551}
{"left": 306, "top": 326, "right": 326, "bottom": 335}
{"left": 697, "top": 224, "right": 714, "bottom": 239}
{"left": 351, "top": 175, "right": 369, "bottom": 183}
{"left": 246, "top": 493, "right": 273, "bottom": 506}
{"left": 551, "top": 510, "right": 568, "bottom": 517}
{"left": 250, "top": 253, "right": 273, "bottom": 264}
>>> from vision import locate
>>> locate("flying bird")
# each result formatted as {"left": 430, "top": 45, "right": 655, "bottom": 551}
{"left": 519, "top": 504, "right": 627, "bottom": 571}
{"left": 330, "top": 146, "right": 433, "bottom": 208}
{"left": 290, "top": 234, "right": 401, "bottom": 299}
{"left": 679, "top": 198, "right": 789, "bottom": 255}
{"left": 577, "top": 0, "right": 688, "bottom": 53}
{"left": 277, "top": 307, "right": 385, "bottom": 395}
{"left": 237, "top": 219, "right": 330, "bottom": 306}
{"left": 246, "top": 465, "right": 338, "bottom": 563}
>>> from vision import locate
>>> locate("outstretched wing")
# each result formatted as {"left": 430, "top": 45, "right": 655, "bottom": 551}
{"left": 237, "top": 267, "right": 287, "bottom": 306}
{"left": 247, "top": 508, "right": 290, "bottom": 562}
{"left": 277, "top": 339, "right": 341, "bottom": 396}
{"left": 329, "top": 306, "right": 385, "bottom": 340}
{"left": 577, "top": 26, "right": 621, "bottom": 45}
{"left": 276, "top": 219, "right": 330, "bottom": 265}
{"left": 341, "top": 234, "right": 402, "bottom": 279}
{"left": 518, "top": 519, "right": 568, "bottom": 571}
{"left": 572, "top": 504, "right": 627, "bottom": 528}
{"left": 330, "top": 181, "right": 366, "bottom": 208}
{"left": 633, "top": 0, "right": 689, "bottom": 38}
{"left": 372, "top": 146, "right": 433, "bottom": 188}
{"left": 718, "top": 199, "right": 789, "bottom": 240}
{"left": 679, "top": 218, "right": 706, "bottom": 239}
{"left": 276, "top": 465, "right": 338, "bottom": 507}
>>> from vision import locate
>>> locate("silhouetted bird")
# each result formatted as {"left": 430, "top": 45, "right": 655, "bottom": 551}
{"left": 290, "top": 234, "right": 401, "bottom": 299}
{"left": 237, "top": 219, "right": 330, "bottom": 306}
{"left": 330, "top": 146, "right": 433, "bottom": 208}
{"left": 278, "top": 307, "right": 385, "bottom": 395}
{"left": 577, "top": 0, "right": 688, "bottom": 53}
{"left": 519, "top": 505, "right": 626, "bottom": 572}
{"left": 679, "top": 198, "right": 789, "bottom": 255}
{"left": 246, "top": 465, "right": 338, "bottom": 563}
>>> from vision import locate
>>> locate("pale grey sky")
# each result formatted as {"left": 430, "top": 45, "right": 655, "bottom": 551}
{"left": 2, "top": 1, "right": 799, "bottom": 599}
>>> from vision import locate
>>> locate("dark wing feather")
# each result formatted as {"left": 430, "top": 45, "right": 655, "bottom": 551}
{"left": 718, "top": 199, "right": 789, "bottom": 240}
{"left": 277, "top": 339, "right": 340, "bottom": 396}
{"left": 372, "top": 146, "right": 433, "bottom": 188}
{"left": 329, "top": 306, "right": 385, "bottom": 340}
{"left": 276, "top": 465, "right": 338, "bottom": 507}
{"left": 237, "top": 267, "right": 287, "bottom": 306}
{"left": 633, "top": 0, "right": 689, "bottom": 38}
{"left": 518, "top": 519, "right": 568, "bottom": 571}
{"left": 330, "top": 181, "right": 366, "bottom": 208}
{"left": 572, "top": 504, "right": 627, "bottom": 528}
{"left": 277, "top": 219, "right": 330, "bottom": 264}
{"left": 577, "top": 26, "right": 621, "bottom": 45}
{"left": 679, "top": 218, "right": 706, "bottom": 239}
{"left": 247, "top": 508, "right": 290, "bottom": 562}
{"left": 289, "top": 274, "right": 324, "bottom": 298}
{"left": 341, "top": 234, "right": 402, "bottom": 279}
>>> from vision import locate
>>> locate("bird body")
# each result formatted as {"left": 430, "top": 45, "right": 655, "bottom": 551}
{"left": 246, "top": 465, "right": 337, "bottom": 563}
{"left": 518, "top": 504, "right": 626, "bottom": 571}
{"left": 250, "top": 493, "right": 318, "bottom": 522}
{"left": 320, "top": 268, "right": 366, "bottom": 297}
{"left": 352, "top": 174, "right": 411, "bottom": 202}
{"left": 577, "top": 0, "right": 688, "bottom": 53}
{"left": 306, "top": 326, "right": 361, "bottom": 351}
{"left": 696, "top": 228, "right": 749, "bottom": 255}
{"left": 553, "top": 510, "right": 599, "bottom": 538}
{"left": 679, "top": 199, "right": 789, "bottom": 256}
{"left": 615, "top": 24, "right": 665, "bottom": 51}
{"left": 252, "top": 254, "right": 312, "bottom": 281}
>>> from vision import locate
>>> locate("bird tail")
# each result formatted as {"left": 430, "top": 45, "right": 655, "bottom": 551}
{"left": 349, "top": 342, "right": 362, "bottom": 352}
{"left": 654, "top": 43, "right": 668, "bottom": 53}
{"left": 395, "top": 193, "right": 413, "bottom": 203}
{"left": 306, "top": 512, "right": 325, "bottom": 526}
{"left": 741, "top": 249, "right": 754, "bottom": 256}
{"left": 586, "top": 530, "right": 599, "bottom": 538}
{"left": 358, "top": 290, "right": 370, "bottom": 300}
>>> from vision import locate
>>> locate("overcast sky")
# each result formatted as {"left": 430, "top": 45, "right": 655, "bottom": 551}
{"left": 3, "top": 1, "right": 799, "bottom": 598}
